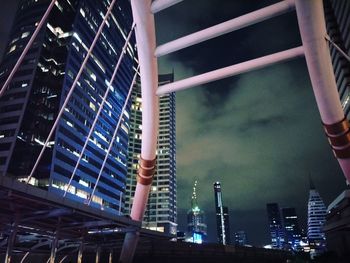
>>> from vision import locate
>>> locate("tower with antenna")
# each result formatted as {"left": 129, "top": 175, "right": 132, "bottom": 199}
{"left": 186, "top": 180, "right": 207, "bottom": 243}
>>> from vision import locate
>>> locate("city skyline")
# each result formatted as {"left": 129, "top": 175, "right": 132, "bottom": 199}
{"left": 0, "top": 0, "right": 348, "bottom": 247}
{"left": 155, "top": 0, "right": 347, "bottom": 245}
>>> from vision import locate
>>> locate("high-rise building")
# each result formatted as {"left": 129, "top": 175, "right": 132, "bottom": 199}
{"left": 324, "top": 189, "right": 350, "bottom": 258}
{"left": 281, "top": 207, "right": 302, "bottom": 251}
{"left": 187, "top": 180, "right": 207, "bottom": 243}
{"left": 214, "top": 181, "right": 231, "bottom": 245}
{"left": 307, "top": 179, "right": 327, "bottom": 257}
{"left": 124, "top": 73, "right": 176, "bottom": 235}
{"left": 0, "top": 0, "right": 136, "bottom": 214}
{"left": 323, "top": 0, "right": 350, "bottom": 118}
{"left": 266, "top": 203, "right": 285, "bottom": 249}
{"left": 234, "top": 230, "right": 248, "bottom": 246}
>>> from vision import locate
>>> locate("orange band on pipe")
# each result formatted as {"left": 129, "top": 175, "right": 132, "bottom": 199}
{"left": 323, "top": 117, "right": 349, "bottom": 136}
{"left": 327, "top": 129, "right": 350, "bottom": 147}
{"left": 137, "top": 157, "right": 156, "bottom": 185}
{"left": 332, "top": 145, "right": 350, "bottom": 159}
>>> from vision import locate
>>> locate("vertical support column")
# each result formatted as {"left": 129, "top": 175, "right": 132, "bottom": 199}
{"left": 5, "top": 222, "right": 18, "bottom": 263}
{"left": 50, "top": 232, "right": 59, "bottom": 263}
{"left": 95, "top": 246, "right": 101, "bottom": 263}
{"left": 119, "top": 0, "right": 158, "bottom": 262}
{"left": 295, "top": 0, "right": 350, "bottom": 183}
{"left": 77, "top": 241, "right": 84, "bottom": 263}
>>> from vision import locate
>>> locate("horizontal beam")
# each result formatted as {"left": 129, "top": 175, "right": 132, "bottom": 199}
{"left": 156, "top": 46, "right": 304, "bottom": 95}
{"left": 155, "top": 0, "right": 295, "bottom": 57}
{"left": 151, "top": 0, "right": 183, "bottom": 13}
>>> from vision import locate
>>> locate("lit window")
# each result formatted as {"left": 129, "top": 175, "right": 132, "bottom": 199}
{"left": 8, "top": 45, "right": 16, "bottom": 53}
{"left": 89, "top": 102, "right": 96, "bottom": 111}
{"left": 21, "top": 32, "right": 30, "bottom": 38}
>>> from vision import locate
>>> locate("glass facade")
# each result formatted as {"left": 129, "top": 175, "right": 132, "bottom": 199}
{"left": 324, "top": 0, "right": 350, "bottom": 118}
{"left": 124, "top": 73, "right": 177, "bottom": 235}
{"left": 0, "top": 0, "right": 136, "bottom": 214}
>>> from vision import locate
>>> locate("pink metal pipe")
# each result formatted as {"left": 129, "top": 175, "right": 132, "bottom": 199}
{"left": 151, "top": 0, "right": 183, "bottom": 13}
{"left": 295, "top": 0, "right": 350, "bottom": 183}
{"left": 157, "top": 46, "right": 304, "bottom": 95}
{"left": 155, "top": 0, "right": 295, "bottom": 57}
{"left": 119, "top": 0, "right": 158, "bottom": 262}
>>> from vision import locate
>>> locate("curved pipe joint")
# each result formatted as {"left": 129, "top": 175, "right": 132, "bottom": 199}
{"left": 295, "top": 0, "right": 350, "bottom": 182}
{"left": 120, "top": 0, "right": 158, "bottom": 262}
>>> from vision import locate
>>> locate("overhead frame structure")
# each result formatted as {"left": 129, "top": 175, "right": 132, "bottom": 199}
{"left": 0, "top": 176, "right": 170, "bottom": 262}
{"left": 295, "top": 0, "right": 350, "bottom": 182}
{"left": 0, "top": 0, "right": 348, "bottom": 261}
{"left": 122, "top": 0, "right": 350, "bottom": 261}
{"left": 119, "top": 0, "right": 159, "bottom": 261}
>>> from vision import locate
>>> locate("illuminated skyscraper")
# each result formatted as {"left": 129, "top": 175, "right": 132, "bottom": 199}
{"left": 234, "top": 231, "right": 248, "bottom": 246}
{"left": 0, "top": 0, "right": 135, "bottom": 214}
{"left": 124, "top": 73, "right": 177, "bottom": 235}
{"left": 307, "top": 179, "right": 327, "bottom": 257}
{"left": 214, "top": 181, "right": 231, "bottom": 245}
{"left": 187, "top": 180, "right": 207, "bottom": 243}
{"left": 281, "top": 207, "right": 301, "bottom": 251}
{"left": 323, "top": 0, "right": 350, "bottom": 117}
{"left": 266, "top": 203, "right": 285, "bottom": 249}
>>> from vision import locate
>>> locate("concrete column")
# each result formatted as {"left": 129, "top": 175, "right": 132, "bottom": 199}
{"left": 95, "top": 246, "right": 101, "bottom": 263}
{"left": 5, "top": 222, "right": 18, "bottom": 263}
{"left": 49, "top": 232, "right": 59, "bottom": 263}
{"left": 77, "top": 241, "right": 84, "bottom": 263}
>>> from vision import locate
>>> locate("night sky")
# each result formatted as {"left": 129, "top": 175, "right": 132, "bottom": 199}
{"left": 0, "top": 0, "right": 347, "bottom": 246}
{"left": 155, "top": 0, "right": 347, "bottom": 245}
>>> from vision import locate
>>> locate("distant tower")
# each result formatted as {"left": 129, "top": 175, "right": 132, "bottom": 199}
{"left": 234, "top": 231, "right": 248, "bottom": 246}
{"left": 214, "top": 182, "right": 231, "bottom": 245}
{"left": 266, "top": 203, "right": 285, "bottom": 249}
{"left": 187, "top": 180, "right": 207, "bottom": 243}
{"left": 281, "top": 207, "right": 302, "bottom": 251}
{"left": 307, "top": 177, "right": 327, "bottom": 257}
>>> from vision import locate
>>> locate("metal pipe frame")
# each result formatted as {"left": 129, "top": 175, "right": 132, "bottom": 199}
{"left": 157, "top": 46, "right": 304, "bottom": 95}
{"left": 295, "top": 0, "right": 350, "bottom": 183}
{"left": 155, "top": 0, "right": 295, "bottom": 57}
{"left": 151, "top": 0, "right": 183, "bottom": 13}
{"left": 119, "top": 0, "right": 158, "bottom": 262}
{"left": 325, "top": 34, "right": 350, "bottom": 63}
{"left": 0, "top": 0, "right": 57, "bottom": 99}
{"left": 26, "top": 0, "right": 118, "bottom": 184}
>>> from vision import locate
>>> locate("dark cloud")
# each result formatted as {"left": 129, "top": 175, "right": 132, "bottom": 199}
{"left": 156, "top": 0, "right": 347, "bottom": 245}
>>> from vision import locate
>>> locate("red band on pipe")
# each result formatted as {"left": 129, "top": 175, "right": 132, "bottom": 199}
{"left": 323, "top": 117, "right": 349, "bottom": 136}
{"left": 137, "top": 157, "right": 156, "bottom": 185}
